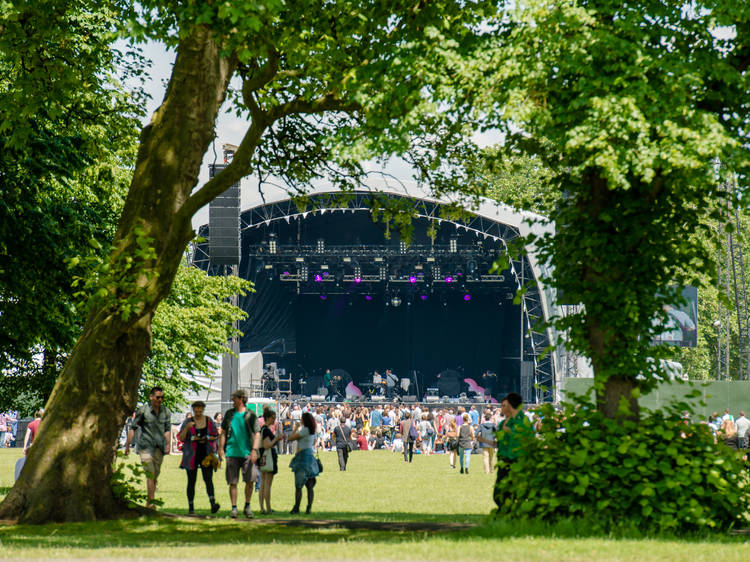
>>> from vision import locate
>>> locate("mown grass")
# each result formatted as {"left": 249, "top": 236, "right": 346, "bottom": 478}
{"left": 0, "top": 448, "right": 749, "bottom": 560}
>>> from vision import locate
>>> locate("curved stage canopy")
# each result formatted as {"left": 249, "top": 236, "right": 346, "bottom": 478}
{"left": 194, "top": 187, "right": 563, "bottom": 403}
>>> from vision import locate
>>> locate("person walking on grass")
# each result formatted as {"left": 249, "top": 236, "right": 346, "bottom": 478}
{"left": 288, "top": 412, "right": 320, "bottom": 514}
{"left": 399, "top": 411, "right": 418, "bottom": 463}
{"left": 178, "top": 401, "right": 220, "bottom": 515}
{"left": 477, "top": 410, "right": 497, "bottom": 474}
{"left": 457, "top": 412, "right": 475, "bottom": 474}
{"left": 219, "top": 389, "right": 261, "bottom": 519}
{"left": 125, "top": 386, "right": 171, "bottom": 509}
{"left": 445, "top": 419, "right": 459, "bottom": 469}
{"left": 259, "top": 408, "right": 282, "bottom": 514}
{"left": 334, "top": 417, "right": 351, "bottom": 470}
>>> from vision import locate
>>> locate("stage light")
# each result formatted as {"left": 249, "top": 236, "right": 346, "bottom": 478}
{"left": 379, "top": 265, "right": 388, "bottom": 281}
{"left": 283, "top": 271, "right": 290, "bottom": 277}
{"left": 314, "top": 274, "right": 323, "bottom": 282}
{"left": 445, "top": 275, "right": 454, "bottom": 283}
{"left": 316, "top": 238, "right": 325, "bottom": 253}
{"left": 420, "top": 294, "right": 428, "bottom": 301}
{"left": 449, "top": 236, "right": 457, "bottom": 253}
{"left": 399, "top": 240, "right": 407, "bottom": 254}
{"left": 409, "top": 275, "right": 417, "bottom": 284}
{"left": 320, "top": 295, "right": 327, "bottom": 300}
{"left": 365, "top": 295, "right": 373, "bottom": 301}
{"left": 391, "top": 295, "right": 402, "bottom": 307}
{"left": 463, "top": 294, "right": 472, "bottom": 302}
{"left": 322, "top": 271, "right": 329, "bottom": 277}
{"left": 269, "top": 233, "right": 277, "bottom": 254}
{"left": 354, "top": 277, "right": 362, "bottom": 284}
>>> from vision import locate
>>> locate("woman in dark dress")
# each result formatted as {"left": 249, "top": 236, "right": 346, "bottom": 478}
{"left": 178, "top": 401, "right": 220, "bottom": 514}
{"left": 259, "top": 408, "right": 282, "bottom": 514}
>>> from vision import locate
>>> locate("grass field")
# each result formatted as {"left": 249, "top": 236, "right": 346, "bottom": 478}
{"left": 1, "top": 447, "right": 749, "bottom": 560}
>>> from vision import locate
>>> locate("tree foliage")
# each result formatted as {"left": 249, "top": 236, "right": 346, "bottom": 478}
{"left": 499, "top": 398, "right": 750, "bottom": 533}
{"left": 0, "top": 0, "right": 143, "bottom": 369}
{"left": 142, "top": 261, "right": 253, "bottom": 409}
{"left": 484, "top": 1, "right": 750, "bottom": 416}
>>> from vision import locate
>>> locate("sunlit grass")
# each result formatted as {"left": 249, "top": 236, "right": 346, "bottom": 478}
{"left": 0, "top": 448, "right": 749, "bottom": 560}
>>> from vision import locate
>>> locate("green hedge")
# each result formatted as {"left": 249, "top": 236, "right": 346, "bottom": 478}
{"left": 496, "top": 400, "right": 750, "bottom": 533}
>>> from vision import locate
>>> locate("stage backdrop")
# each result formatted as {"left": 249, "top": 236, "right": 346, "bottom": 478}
{"left": 293, "top": 293, "right": 521, "bottom": 395}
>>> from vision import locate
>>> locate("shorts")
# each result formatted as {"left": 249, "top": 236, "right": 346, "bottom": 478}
{"left": 226, "top": 456, "right": 257, "bottom": 485}
{"left": 139, "top": 449, "right": 164, "bottom": 480}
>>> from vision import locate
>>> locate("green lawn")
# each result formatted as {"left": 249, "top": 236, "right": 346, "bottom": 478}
{"left": 0, "top": 448, "right": 748, "bottom": 560}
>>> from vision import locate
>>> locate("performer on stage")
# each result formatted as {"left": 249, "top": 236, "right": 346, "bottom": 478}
{"left": 385, "top": 369, "right": 398, "bottom": 399}
{"left": 324, "top": 369, "right": 333, "bottom": 400}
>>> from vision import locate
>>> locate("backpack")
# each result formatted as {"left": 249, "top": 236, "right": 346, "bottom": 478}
{"left": 409, "top": 421, "right": 418, "bottom": 441}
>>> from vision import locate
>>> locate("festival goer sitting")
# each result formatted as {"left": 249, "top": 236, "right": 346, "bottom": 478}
{"left": 391, "top": 432, "right": 404, "bottom": 453}
{"left": 721, "top": 418, "right": 740, "bottom": 450}
{"left": 356, "top": 430, "right": 369, "bottom": 451}
{"left": 369, "top": 429, "right": 386, "bottom": 450}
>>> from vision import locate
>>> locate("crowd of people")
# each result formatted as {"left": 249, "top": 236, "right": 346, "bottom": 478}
{"left": 105, "top": 391, "right": 750, "bottom": 517}
{"left": 123, "top": 387, "right": 525, "bottom": 516}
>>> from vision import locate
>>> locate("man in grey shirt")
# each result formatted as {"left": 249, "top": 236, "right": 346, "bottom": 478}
{"left": 125, "top": 386, "right": 171, "bottom": 509}
{"left": 735, "top": 411, "right": 750, "bottom": 449}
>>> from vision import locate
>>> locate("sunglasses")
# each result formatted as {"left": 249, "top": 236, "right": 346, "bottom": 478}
{"left": 154, "top": 395, "right": 164, "bottom": 400}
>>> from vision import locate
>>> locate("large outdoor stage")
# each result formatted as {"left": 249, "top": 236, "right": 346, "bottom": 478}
{"left": 194, "top": 186, "right": 562, "bottom": 405}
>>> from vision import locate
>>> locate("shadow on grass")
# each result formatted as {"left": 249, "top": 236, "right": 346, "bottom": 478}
{"left": 0, "top": 513, "right": 485, "bottom": 550}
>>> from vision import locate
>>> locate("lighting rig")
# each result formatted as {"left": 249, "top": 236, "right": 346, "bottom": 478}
{"left": 249, "top": 238, "right": 518, "bottom": 300}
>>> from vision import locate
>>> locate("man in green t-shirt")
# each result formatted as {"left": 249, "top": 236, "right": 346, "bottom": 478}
{"left": 494, "top": 392, "right": 533, "bottom": 509}
{"left": 219, "top": 389, "right": 261, "bottom": 518}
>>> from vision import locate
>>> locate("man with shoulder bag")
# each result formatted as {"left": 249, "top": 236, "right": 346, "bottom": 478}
{"left": 334, "top": 417, "right": 351, "bottom": 471}
{"left": 219, "top": 389, "right": 261, "bottom": 518}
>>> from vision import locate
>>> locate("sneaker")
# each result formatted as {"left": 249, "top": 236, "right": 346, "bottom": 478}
{"left": 211, "top": 502, "right": 220, "bottom": 514}
{"left": 460, "top": 467, "right": 464, "bottom": 474}
{"left": 244, "top": 505, "right": 254, "bottom": 519}
{"left": 465, "top": 469, "right": 469, "bottom": 475}
{"left": 188, "top": 508, "right": 195, "bottom": 515}
{"left": 231, "top": 507, "right": 238, "bottom": 518}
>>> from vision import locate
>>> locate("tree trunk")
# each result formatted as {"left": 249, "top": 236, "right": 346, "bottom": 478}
{"left": 596, "top": 375, "right": 640, "bottom": 421}
{"left": 0, "top": 26, "right": 235, "bottom": 523}
{"left": 580, "top": 172, "right": 641, "bottom": 422}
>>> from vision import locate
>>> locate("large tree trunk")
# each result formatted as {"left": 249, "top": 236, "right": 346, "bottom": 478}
{"left": 0, "top": 26, "right": 235, "bottom": 523}
{"left": 580, "top": 172, "right": 641, "bottom": 422}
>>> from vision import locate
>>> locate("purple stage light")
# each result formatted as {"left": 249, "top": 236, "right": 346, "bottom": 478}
{"left": 365, "top": 295, "right": 373, "bottom": 301}
{"left": 420, "top": 295, "right": 428, "bottom": 301}
{"left": 283, "top": 271, "right": 290, "bottom": 276}
{"left": 314, "top": 274, "right": 323, "bottom": 282}
{"left": 323, "top": 271, "right": 329, "bottom": 277}
{"left": 463, "top": 294, "right": 471, "bottom": 301}
{"left": 445, "top": 275, "right": 454, "bottom": 283}
{"left": 409, "top": 275, "right": 417, "bottom": 284}
{"left": 320, "top": 295, "right": 327, "bottom": 300}
{"left": 354, "top": 277, "right": 362, "bottom": 284}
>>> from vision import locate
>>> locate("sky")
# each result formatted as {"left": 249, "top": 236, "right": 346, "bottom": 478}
{"left": 136, "top": 41, "right": 500, "bottom": 230}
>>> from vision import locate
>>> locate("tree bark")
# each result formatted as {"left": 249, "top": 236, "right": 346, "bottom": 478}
{"left": 0, "top": 25, "right": 236, "bottom": 523}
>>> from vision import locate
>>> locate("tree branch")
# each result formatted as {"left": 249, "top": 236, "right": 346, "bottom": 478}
{"left": 179, "top": 117, "right": 268, "bottom": 220}
{"left": 268, "top": 92, "right": 361, "bottom": 121}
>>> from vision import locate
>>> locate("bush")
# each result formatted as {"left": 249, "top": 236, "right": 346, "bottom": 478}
{"left": 496, "top": 398, "right": 750, "bottom": 533}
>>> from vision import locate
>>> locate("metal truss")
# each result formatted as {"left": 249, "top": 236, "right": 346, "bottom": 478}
{"left": 194, "top": 191, "right": 556, "bottom": 401}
